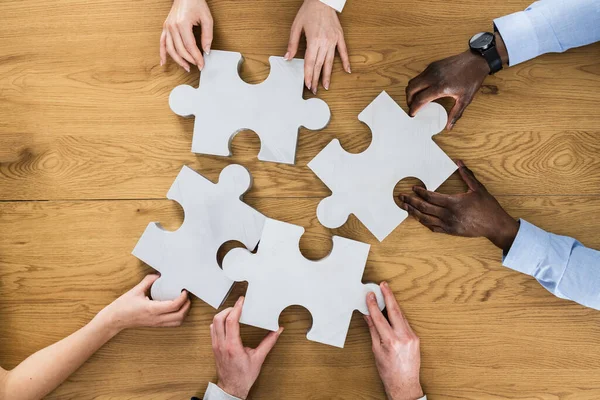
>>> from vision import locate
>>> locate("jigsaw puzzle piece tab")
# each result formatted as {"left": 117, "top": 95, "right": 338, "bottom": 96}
{"left": 132, "top": 164, "right": 265, "bottom": 308}
{"left": 222, "top": 218, "right": 384, "bottom": 348}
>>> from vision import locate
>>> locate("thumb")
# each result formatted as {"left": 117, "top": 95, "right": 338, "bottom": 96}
{"left": 285, "top": 22, "right": 302, "bottom": 60}
{"left": 135, "top": 274, "right": 160, "bottom": 293}
{"left": 254, "top": 327, "right": 284, "bottom": 362}
{"left": 447, "top": 97, "right": 471, "bottom": 130}
{"left": 457, "top": 160, "right": 483, "bottom": 191}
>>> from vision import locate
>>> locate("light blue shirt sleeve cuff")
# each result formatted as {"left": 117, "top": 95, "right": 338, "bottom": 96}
{"left": 502, "top": 219, "right": 550, "bottom": 276}
{"left": 494, "top": 10, "right": 540, "bottom": 66}
{"left": 203, "top": 382, "right": 242, "bottom": 400}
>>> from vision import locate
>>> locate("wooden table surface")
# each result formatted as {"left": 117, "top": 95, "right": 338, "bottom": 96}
{"left": 2, "top": 0, "right": 600, "bottom": 398}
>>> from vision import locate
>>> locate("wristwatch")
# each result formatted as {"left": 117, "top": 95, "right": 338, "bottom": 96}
{"left": 469, "top": 32, "right": 502, "bottom": 75}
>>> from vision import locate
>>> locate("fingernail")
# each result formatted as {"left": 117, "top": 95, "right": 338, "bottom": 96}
{"left": 236, "top": 296, "right": 244, "bottom": 305}
{"left": 324, "top": 81, "right": 329, "bottom": 90}
{"left": 204, "top": 46, "right": 211, "bottom": 55}
{"left": 284, "top": 52, "right": 290, "bottom": 60}
{"left": 346, "top": 66, "right": 351, "bottom": 74}
{"left": 185, "top": 66, "right": 190, "bottom": 73}
{"left": 399, "top": 195, "right": 404, "bottom": 201}
{"left": 368, "top": 292, "right": 376, "bottom": 301}
{"left": 313, "top": 87, "right": 317, "bottom": 95}
{"left": 160, "top": 60, "right": 163, "bottom": 66}
{"left": 277, "top": 327, "right": 284, "bottom": 334}
{"left": 382, "top": 281, "right": 389, "bottom": 288}
{"left": 306, "top": 82, "right": 311, "bottom": 90}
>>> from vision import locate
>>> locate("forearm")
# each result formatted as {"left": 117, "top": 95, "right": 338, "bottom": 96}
{"left": 1, "top": 312, "right": 119, "bottom": 400}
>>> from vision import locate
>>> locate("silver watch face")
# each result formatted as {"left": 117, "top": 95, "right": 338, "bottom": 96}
{"left": 470, "top": 32, "right": 494, "bottom": 50}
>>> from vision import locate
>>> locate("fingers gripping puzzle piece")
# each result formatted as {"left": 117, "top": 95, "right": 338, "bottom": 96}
{"left": 222, "top": 218, "right": 385, "bottom": 348}
{"left": 308, "top": 91, "right": 457, "bottom": 242}
{"left": 132, "top": 165, "right": 265, "bottom": 308}
{"left": 169, "top": 50, "right": 331, "bottom": 165}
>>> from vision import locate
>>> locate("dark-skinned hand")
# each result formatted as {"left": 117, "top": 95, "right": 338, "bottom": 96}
{"left": 398, "top": 160, "right": 519, "bottom": 252}
{"left": 406, "top": 33, "right": 509, "bottom": 130}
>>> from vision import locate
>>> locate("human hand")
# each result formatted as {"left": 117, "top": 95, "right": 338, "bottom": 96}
{"left": 406, "top": 33, "right": 508, "bottom": 130}
{"left": 398, "top": 160, "right": 519, "bottom": 252}
{"left": 96, "top": 274, "right": 191, "bottom": 333}
{"left": 286, "top": 0, "right": 350, "bottom": 94}
{"left": 365, "top": 282, "right": 423, "bottom": 400}
{"left": 211, "top": 297, "right": 283, "bottom": 399}
{"left": 406, "top": 51, "right": 488, "bottom": 130}
{"left": 160, "top": 0, "right": 213, "bottom": 72}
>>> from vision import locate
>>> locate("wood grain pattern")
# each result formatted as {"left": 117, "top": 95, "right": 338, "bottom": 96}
{"left": 1, "top": 0, "right": 600, "bottom": 398}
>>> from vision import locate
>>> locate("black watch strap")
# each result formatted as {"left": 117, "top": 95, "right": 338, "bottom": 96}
{"left": 482, "top": 46, "right": 502, "bottom": 75}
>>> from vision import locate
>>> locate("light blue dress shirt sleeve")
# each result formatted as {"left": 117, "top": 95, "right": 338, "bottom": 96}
{"left": 493, "top": 0, "right": 600, "bottom": 66}
{"left": 503, "top": 219, "right": 600, "bottom": 310}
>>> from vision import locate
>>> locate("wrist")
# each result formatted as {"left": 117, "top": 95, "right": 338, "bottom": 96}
{"left": 488, "top": 216, "right": 519, "bottom": 253}
{"left": 93, "top": 305, "right": 126, "bottom": 336}
{"left": 494, "top": 32, "right": 509, "bottom": 66}
{"left": 387, "top": 383, "right": 424, "bottom": 400}
{"left": 464, "top": 50, "right": 490, "bottom": 76}
{"left": 217, "top": 381, "right": 249, "bottom": 400}
{"left": 89, "top": 309, "right": 122, "bottom": 342}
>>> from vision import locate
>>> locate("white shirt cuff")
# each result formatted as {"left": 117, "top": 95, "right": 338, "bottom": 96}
{"left": 203, "top": 382, "right": 242, "bottom": 400}
{"left": 320, "top": 0, "right": 346, "bottom": 12}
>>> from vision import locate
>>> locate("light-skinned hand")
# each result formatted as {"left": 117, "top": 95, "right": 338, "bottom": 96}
{"left": 365, "top": 282, "right": 424, "bottom": 400}
{"left": 286, "top": 0, "right": 351, "bottom": 93}
{"left": 160, "top": 0, "right": 213, "bottom": 72}
{"left": 398, "top": 160, "right": 519, "bottom": 252}
{"left": 211, "top": 296, "right": 283, "bottom": 399}
{"left": 96, "top": 274, "right": 191, "bottom": 333}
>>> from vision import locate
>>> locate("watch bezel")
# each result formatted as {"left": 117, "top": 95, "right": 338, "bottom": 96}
{"left": 469, "top": 32, "right": 495, "bottom": 52}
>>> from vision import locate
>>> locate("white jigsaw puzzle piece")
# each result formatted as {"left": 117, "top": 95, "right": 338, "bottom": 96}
{"left": 132, "top": 164, "right": 265, "bottom": 308}
{"left": 222, "top": 218, "right": 385, "bottom": 348}
{"left": 308, "top": 91, "right": 457, "bottom": 242}
{"left": 169, "top": 50, "right": 331, "bottom": 165}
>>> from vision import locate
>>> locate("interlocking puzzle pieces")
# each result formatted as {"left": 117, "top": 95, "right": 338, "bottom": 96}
{"left": 308, "top": 91, "right": 457, "bottom": 242}
{"left": 222, "top": 218, "right": 385, "bottom": 348}
{"left": 132, "top": 164, "right": 265, "bottom": 308}
{"left": 169, "top": 50, "right": 331, "bottom": 165}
